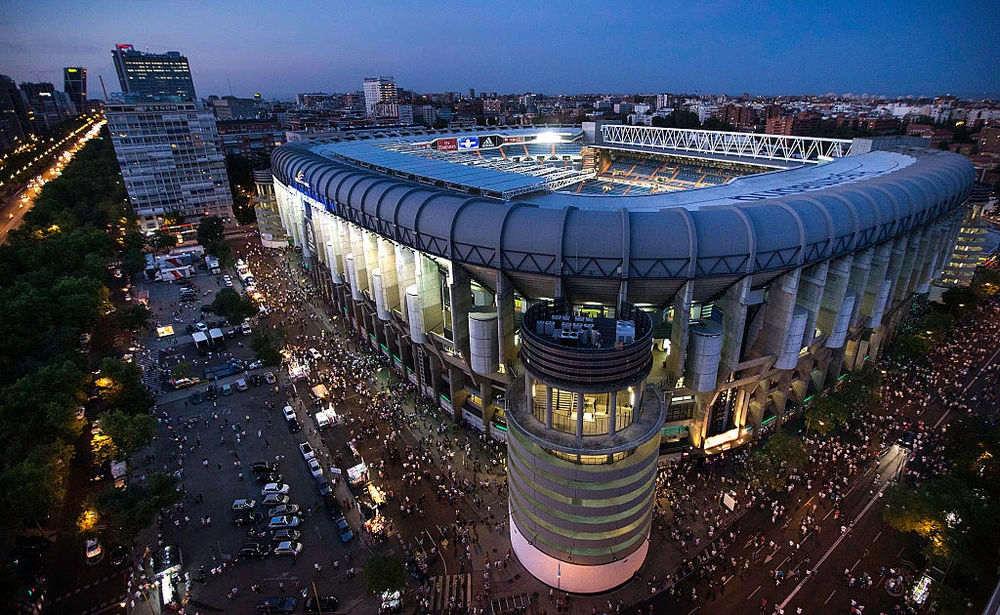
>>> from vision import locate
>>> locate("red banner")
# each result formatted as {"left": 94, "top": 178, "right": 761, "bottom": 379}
{"left": 436, "top": 138, "right": 457, "bottom": 152}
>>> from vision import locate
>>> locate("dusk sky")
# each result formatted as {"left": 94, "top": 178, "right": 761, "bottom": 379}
{"left": 1, "top": 0, "right": 998, "bottom": 100}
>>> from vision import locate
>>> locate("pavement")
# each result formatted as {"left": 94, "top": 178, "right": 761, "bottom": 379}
{"left": 102, "top": 240, "right": 1000, "bottom": 615}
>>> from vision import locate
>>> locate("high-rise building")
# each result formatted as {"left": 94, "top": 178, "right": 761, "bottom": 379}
{"left": 63, "top": 67, "right": 86, "bottom": 113}
{"left": 106, "top": 100, "right": 232, "bottom": 231}
{"left": 0, "top": 74, "right": 31, "bottom": 152}
{"left": 19, "top": 82, "right": 72, "bottom": 133}
{"left": 111, "top": 44, "right": 196, "bottom": 101}
{"left": 363, "top": 76, "right": 397, "bottom": 117}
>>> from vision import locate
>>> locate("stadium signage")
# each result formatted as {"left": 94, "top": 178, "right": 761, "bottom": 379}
{"left": 729, "top": 170, "right": 876, "bottom": 201}
{"left": 503, "top": 136, "right": 525, "bottom": 144}
{"left": 436, "top": 138, "right": 458, "bottom": 152}
{"left": 479, "top": 135, "right": 503, "bottom": 148}
{"left": 457, "top": 136, "right": 479, "bottom": 150}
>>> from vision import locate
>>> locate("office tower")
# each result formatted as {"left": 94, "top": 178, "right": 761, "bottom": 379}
{"left": 111, "top": 44, "right": 196, "bottom": 101}
{"left": 63, "top": 67, "right": 87, "bottom": 113}
{"left": 363, "top": 76, "right": 397, "bottom": 117}
{"left": 19, "top": 82, "right": 71, "bottom": 133}
{"left": 106, "top": 100, "right": 233, "bottom": 231}
{"left": 0, "top": 74, "right": 31, "bottom": 152}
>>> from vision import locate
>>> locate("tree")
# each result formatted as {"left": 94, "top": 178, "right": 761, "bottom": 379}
{"left": 364, "top": 554, "right": 407, "bottom": 595}
{"left": 804, "top": 395, "right": 847, "bottom": 436}
{"left": 148, "top": 229, "right": 178, "bottom": 252}
{"left": 115, "top": 304, "right": 152, "bottom": 331}
{"left": 251, "top": 330, "right": 283, "bottom": 366}
{"left": 740, "top": 429, "right": 807, "bottom": 491}
{"left": 211, "top": 287, "right": 258, "bottom": 323}
{"left": 162, "top": 210, "right": 185, "bottom": 226}
{"left": 98, "top": 410, "right": 156, "bottom": 459}
{"left": 197, "top": 215, "right": 225, "bottom": 246}
{"left": 96, "top": 472, "right": 180, "bottom": 545}
{"left": 96, "top": 357, "right": 154, "bottom": 416}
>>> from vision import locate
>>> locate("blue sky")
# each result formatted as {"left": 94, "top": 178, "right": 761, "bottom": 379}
{"left": 1, "top": 0, "right": 997, "bottom": 100}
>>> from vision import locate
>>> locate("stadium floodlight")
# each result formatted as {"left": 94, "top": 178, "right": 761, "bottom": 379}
{"left": 532, "top": 131, "right": 563, "bottom": 144}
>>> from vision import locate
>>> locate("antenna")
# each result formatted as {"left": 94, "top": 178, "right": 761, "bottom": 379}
{"left": 99, "top": 74, "right": 109, "bottom": 101}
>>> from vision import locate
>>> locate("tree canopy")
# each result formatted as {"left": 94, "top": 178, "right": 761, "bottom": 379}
{"left": 211, "top": 287, "right": 258, "bottom": 323}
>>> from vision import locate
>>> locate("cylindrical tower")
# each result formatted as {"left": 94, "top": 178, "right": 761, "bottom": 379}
{"left": 507, "top": 300, "right": 664, "bottom": 594}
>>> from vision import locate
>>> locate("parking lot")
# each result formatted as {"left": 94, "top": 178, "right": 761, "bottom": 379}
{"left": 124, "top": 268, "right": 376, "bottom": 614}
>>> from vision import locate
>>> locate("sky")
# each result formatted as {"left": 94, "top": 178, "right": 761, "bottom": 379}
{"left": 1, "top": 0, "right": 998, "bottom": 100}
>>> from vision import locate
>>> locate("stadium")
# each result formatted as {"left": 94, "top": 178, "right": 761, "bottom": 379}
{"left": 269, "top": 123, "right": 975, "bottom": 592}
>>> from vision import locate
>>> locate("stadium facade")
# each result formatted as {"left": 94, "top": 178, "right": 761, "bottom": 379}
{"left": 270, "top": 124, "right": 975, "bottom": 592}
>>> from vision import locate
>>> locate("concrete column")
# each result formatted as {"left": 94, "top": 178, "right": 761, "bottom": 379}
{"left": 797, "top": 261, "right": 828, "bottom": 348}
{"left": 448, "top": 367, "right": 469, "bottom": 422}
{"left": 377, "top": 237, "right": 399, "bottom": 314}
{"left": 668, "top": 282, "right": 693, "bottom": 383}
{"left": 817, "top": 255, "right": 852, "bottom": 339}
{"left": 860, "top": 242, "right": 891, "bottom": 326}
{"left": 883, "top": 236, "right": 908, "bottom": 312}
{"left": 896, "top": 229, "right": 925, "bottom": 302}
{"left": 757, "top": 269, "right": 801, "bottom": 363}
{"left": 349, "top": 225, "right": 369, "bottom": 294}
{"left": 718, "top": 278, "right": 752, "bottom": 377}
{"left": 363, "top": 232, "right": 379, "bottom": 295}
{"left": 576, "top": 392, "right": 585, "bottom": 441}
{"left": 416, "top": 254, "right": 444, "bottom": 335}
{"left": 915, "top": 226, "right": 945, "bottom": 294}
{"left": 496, "top": 273, "right": 518, "bottom": 369}
{"left": 395, "top": 246, "right": 416, "bottom": 323}
{"left": 846, "top": 248, "right": 873, "bottom": 327}
{"left": 609, "top": 390, "right": 618, "bottom": 436}
{"left": 545, "top": 385, "right": 553, "bottom": 428}
{"left": 525, "top": 373, "right": 534, "bottom": 417}
{"left": 450, "top": 264, "right": 473, "bottom": 358}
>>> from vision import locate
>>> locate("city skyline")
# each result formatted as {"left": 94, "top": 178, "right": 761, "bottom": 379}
{"left": 0, "top": 0, "right": 998, "bottom": 100}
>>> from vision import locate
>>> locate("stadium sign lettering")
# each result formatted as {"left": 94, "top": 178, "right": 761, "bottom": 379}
{"left": 729, "top": 171, "right": 875, "bottom": 201}
{"left": 437, "top": 138, "right": 458, "bottom": 152}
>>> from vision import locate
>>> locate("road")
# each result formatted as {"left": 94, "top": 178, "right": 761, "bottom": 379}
{"left": 0, "top": 118, "right": 105, "bottom": 243}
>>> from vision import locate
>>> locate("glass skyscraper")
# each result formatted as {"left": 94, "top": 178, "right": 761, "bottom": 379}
{"left": 63, "top": 67, "right": 86, "bottom": 113}
{"left": 111, "top": 44, "right": 196, "bottom": 101}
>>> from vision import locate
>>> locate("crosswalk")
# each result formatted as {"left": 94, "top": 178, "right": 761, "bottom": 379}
{"left": 421, "top": 574, "right": 472, "bottom": 613}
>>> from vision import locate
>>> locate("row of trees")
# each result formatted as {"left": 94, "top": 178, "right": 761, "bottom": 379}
{"left": 0, "top": 130, "right": 164, "bottom": 541}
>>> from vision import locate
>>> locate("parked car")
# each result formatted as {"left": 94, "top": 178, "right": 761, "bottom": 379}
{"left": 241, "top": 321, "right": 252, "bottom": 336}
{"left": 235, "top": 378, "right": 248, "bottom": 392}
{"left": 304, "top": 596, "right": 341, "bottom": 613}
{"left": 255, "top": 472, "right": 283, "bottom": 485}
{"left": 225, "top": 327, "right": 237, "bottom": 339}
{"left": 205, "top": 385, "right": 218, "bottom": 400}
{"left": 282, "top": 405, "right": 296, "bottom": 421}
{"left": 298, "top": 442, "right": 314, "bottom": 460}
{"left": 231, "top": 498, "right": 256, "bottom": 511}
{"left": 190, "top": 391, "right": 203, "bottom": 405}
{"left": 250, "top": 374, "right": 263, "bottom": 387}
{"left": 272, "top": 541, "right": 302, "bottom": 556}
{"left": 251, "top": 461, "right": 279, "bottom": 474}
{"left": 261, "top": 483, "right": 290, "bottom": 496}
{"left": 270, "top": 529, "right": 301, "bottom": 542}
{"left": 85, "top": 538, "right": 103, "bottom": 565}
{"left": 267, "top": 504, "right": 301, "bottom": 517}
{"left": 307, "top": 458, "right": 324, "bottom": 479}
{"left": 286, "top": 417, "right": 302, "bottom": 433}
{"left": 239, "top": 543, "right": 269, "bottom": 559}
{"left": 267, "top": 516, "right": 301, "bottom": 530}
{"left": 335, "top": 518, "right": 354, "bottom": 543}
{"left": 262, "top": 493, "right": 290, "bottom": 507}
{"left": 222, "top": 383, "right": 233, "bottom": 396}
{"left": 323, "top": 494, "right": 343, "bottom": 519}
{"left": 232, "top": 511, "right": 264, "bottom": 527}
{"left": 316, "top": 477, "right": 333, "bottom": 497}
{"left": 256, "top": 597, "right": 297, "bottom": 614}
{"left": 109, "top": 545, "right": 129, "bottom": 567}
{"left": 195, "top": 322, "right": 208, "bottom": 332}
{"left": 264, "top": 372, "right": 277, "bottom": 384}
{"left": 308, "top": 348, "right": 322, "bottom": 361}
